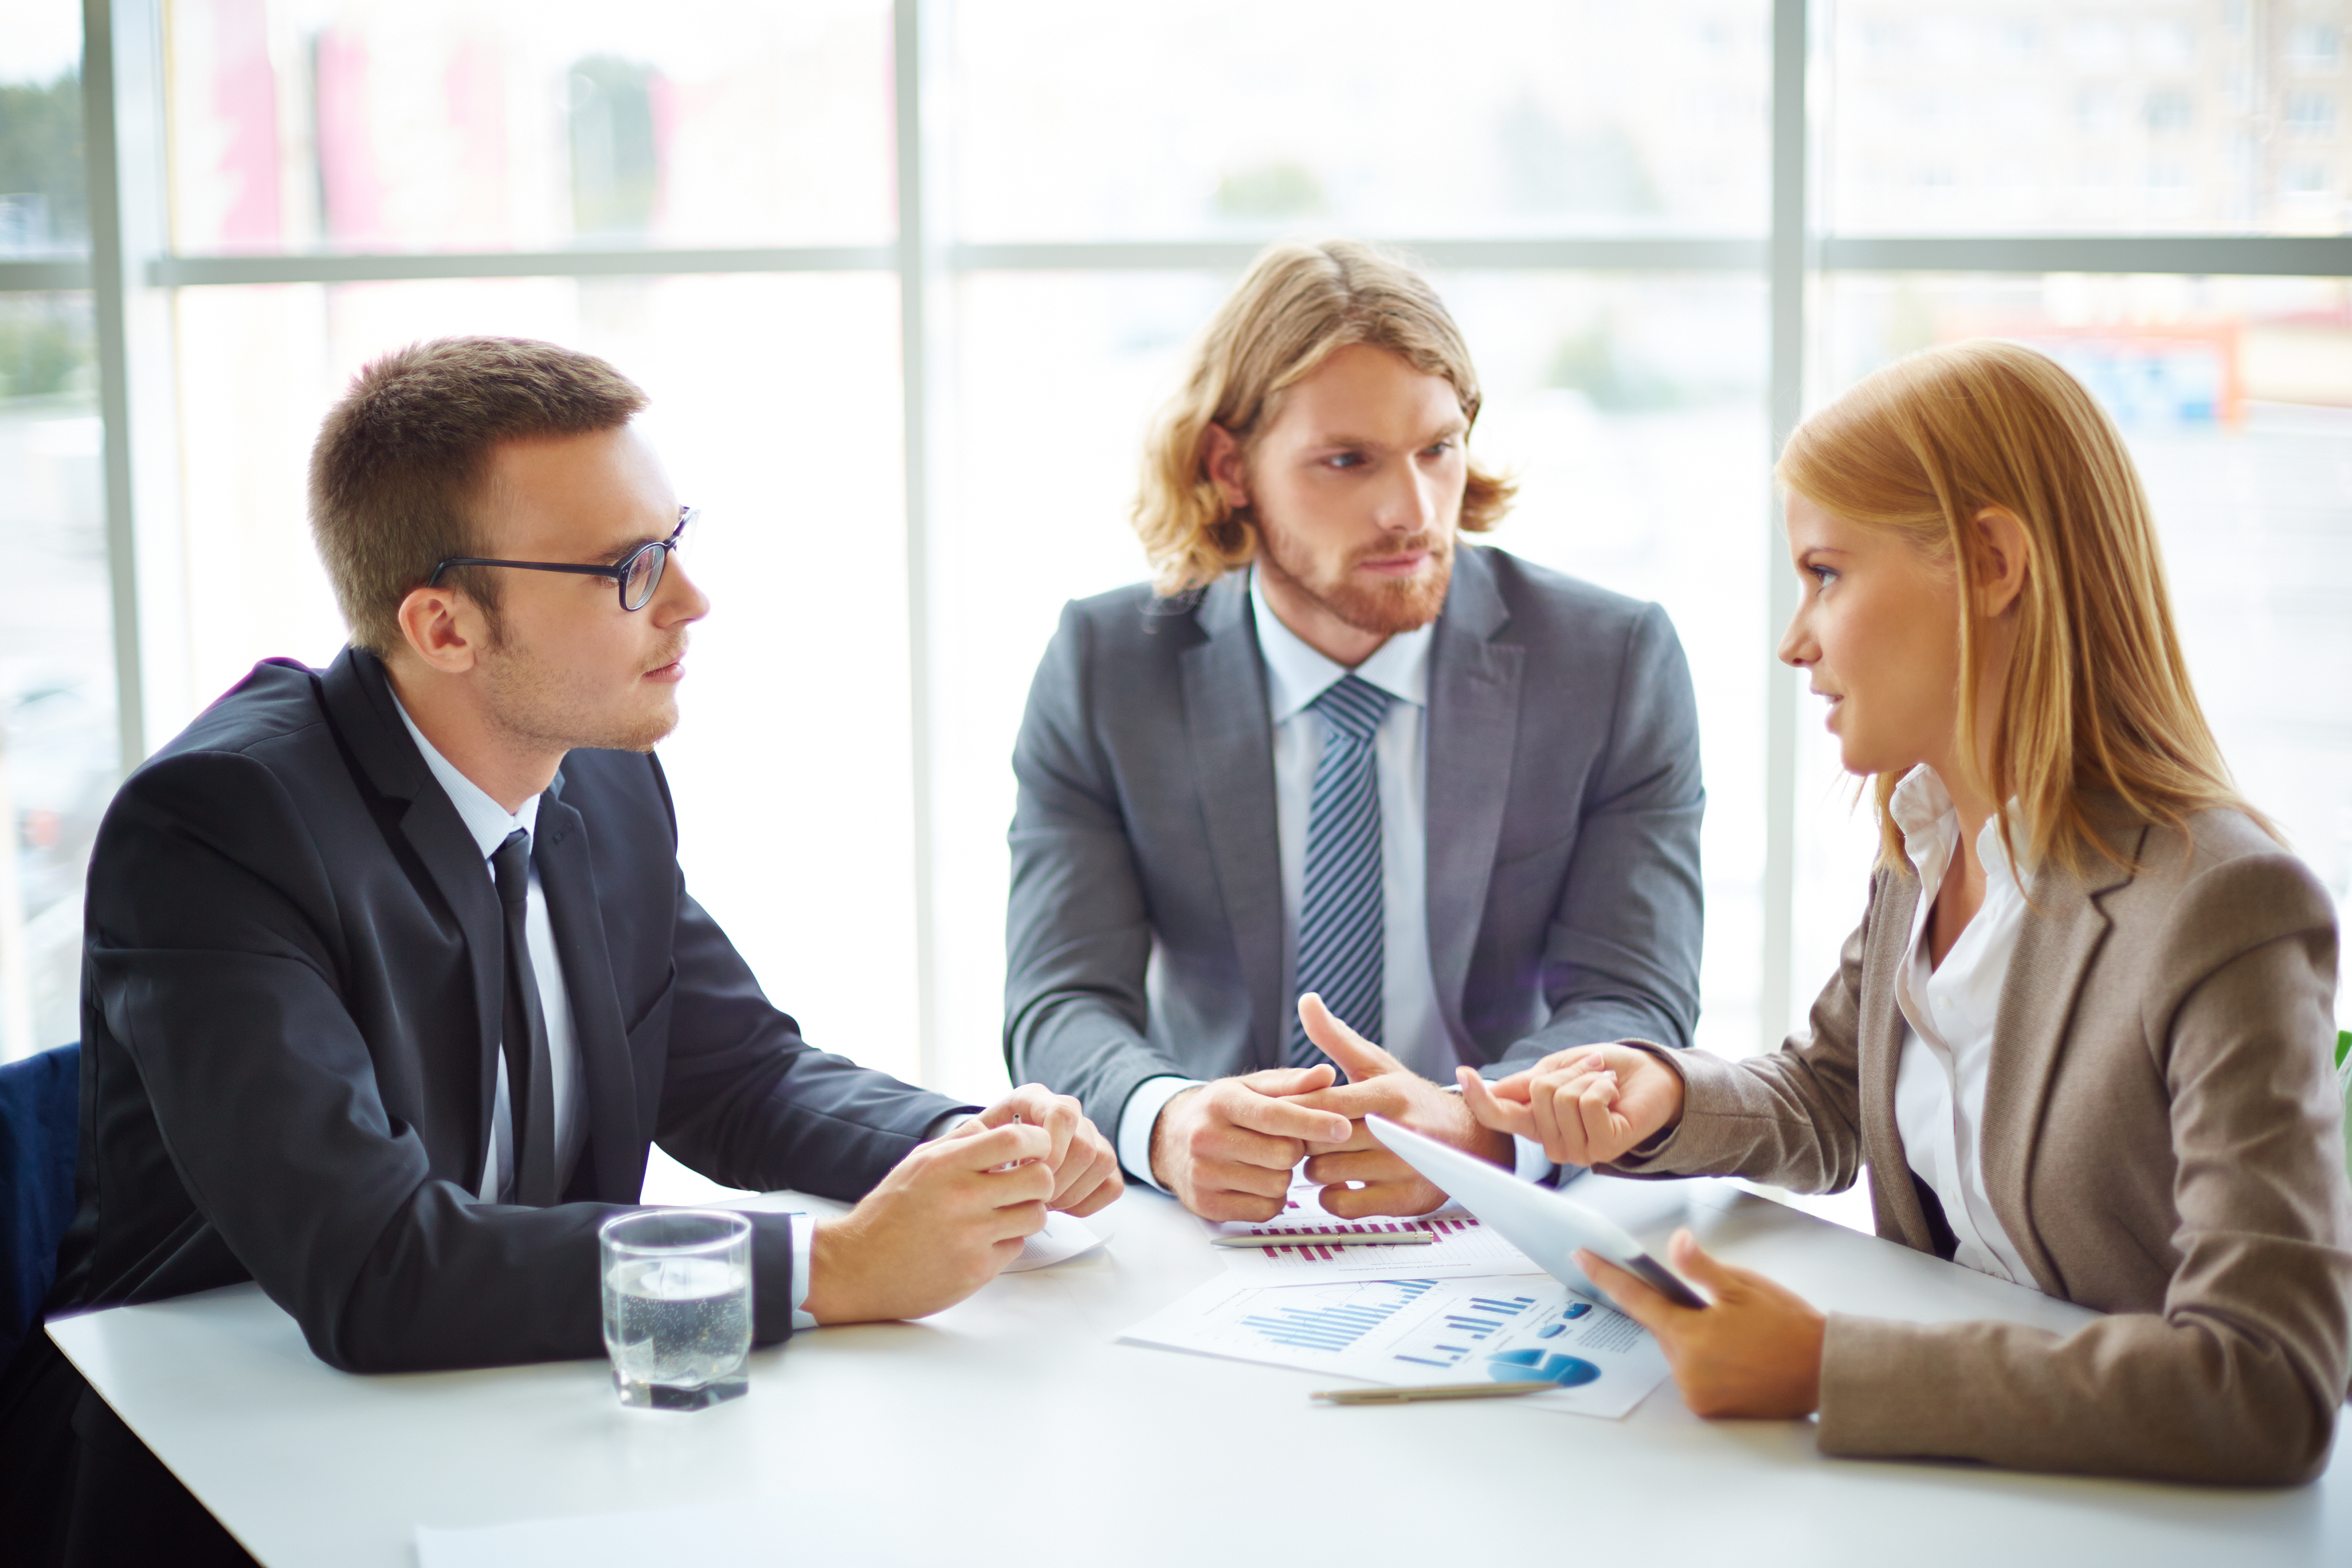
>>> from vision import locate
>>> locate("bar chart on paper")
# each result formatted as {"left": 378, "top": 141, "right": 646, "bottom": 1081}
{"left": 1121, "top": 1273, "right": 1671, "bottom": 1419}
{"left": 1205, "top": 1174, "right": 1542, "bottom": 1281}
{"left": 1217, "top": 1279, "right": 1436, "bottom": 1355}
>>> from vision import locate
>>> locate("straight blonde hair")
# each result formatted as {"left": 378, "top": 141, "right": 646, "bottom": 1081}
{"left": 1776, "top": 339, "right": 2263, "bottom": 878}
{"left": 1132, "top": 239, "right": 1514, "bottom": 596}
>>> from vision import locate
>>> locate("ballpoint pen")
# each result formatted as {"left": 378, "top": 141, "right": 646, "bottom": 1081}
{"left": 1311, "top": 1382, "right": 1558, "bottom": 1405}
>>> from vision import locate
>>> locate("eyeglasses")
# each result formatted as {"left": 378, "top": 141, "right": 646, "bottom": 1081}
{"left": 428, "top": 506, "right": 695, "bottom": 613}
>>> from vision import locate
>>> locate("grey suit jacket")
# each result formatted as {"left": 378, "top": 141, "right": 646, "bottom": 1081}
{"left": 1615, "top": 803, "right": 2352, "bottom": 1484}
{"left": 1004, "top": 543, "right": 1705, "bottom": 1142}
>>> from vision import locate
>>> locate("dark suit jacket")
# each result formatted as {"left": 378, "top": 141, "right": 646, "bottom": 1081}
{"left": 46, "top": 646, "right": 968, "bottom": 1372}
{"left": 1005, "top": 544, "right": 1705, "bottom": 1139}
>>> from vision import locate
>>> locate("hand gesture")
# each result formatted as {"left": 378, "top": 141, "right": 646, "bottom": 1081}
{"left": 1150, "top": 1065, "right": 1352, "bottom": 1222}
{"left": 943, "top": 1083, "right": 1123, "bottom": 1218}
{"left": 1456, "top": 1042, "right": 1685, "bottom": 1168}
{"left": 803, "top": 1119, "right": 1054, "bottom": 1325}
{"left": 1284, "top": 994, "right": 1514, "bottom": 1219}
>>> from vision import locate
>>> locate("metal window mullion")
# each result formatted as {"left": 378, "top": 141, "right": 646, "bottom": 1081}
{"left": 1819, "top": 235, "right": 2352, "bottom": 275}
{"left": 1760, "top": 0, "right": 1810, "bottom": 1057}
{"left": 82, "top": 0, "right": 143, "bottom": 777}
{"left": 894, "top": 0, "right": 941, "bottom": 1091}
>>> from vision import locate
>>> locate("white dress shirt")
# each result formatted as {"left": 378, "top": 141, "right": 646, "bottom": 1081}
{"left": 1887, "top": 764, "right": 2039, "bottom": 1286}
{"left": 391, "top": 697, "right": 816, "bottom": 1326}
{"left": 1116, "top": 569, "right": 1554, "bottom": 1189}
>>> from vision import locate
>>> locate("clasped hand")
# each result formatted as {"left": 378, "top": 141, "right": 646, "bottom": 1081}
{"left": 804, "top": 1084, "right": 1120, "bottom": 1325}
{"left": 1454, "top": 1041, "right": 1686, "bottom": 1167}
{"left": 1149, "top": 993, "right": 1512, "bottom": 1222}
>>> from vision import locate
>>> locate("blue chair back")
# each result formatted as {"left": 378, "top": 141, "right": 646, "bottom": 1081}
{"left": 0, "top": 1041, "right": 80, "bottom": 1369}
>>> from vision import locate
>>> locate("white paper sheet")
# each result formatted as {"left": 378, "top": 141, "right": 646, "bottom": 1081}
{"left": 1120, "top": 1271, "right": 1671, "bottom": 1419}
{"left": 1003, "top": 1208, "right": 1111, "bottom": 1272}
{"left": 1202, "top": 1171, "right": 1544, "bottom": 1282}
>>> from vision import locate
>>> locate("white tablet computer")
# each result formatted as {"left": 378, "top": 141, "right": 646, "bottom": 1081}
{"left": 1365, "top": 1114, "right": 1707, "bottom": 1309}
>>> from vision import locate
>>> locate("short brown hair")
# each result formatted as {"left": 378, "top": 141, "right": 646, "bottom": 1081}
{"left": 308, "top": 336, "right": 647, "bottom": 654}
{"left": 1132, "top": 240, "right": 1515, "bottom": 596}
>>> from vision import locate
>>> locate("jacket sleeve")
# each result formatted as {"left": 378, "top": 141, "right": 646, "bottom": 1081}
{"left": 653, "top": 881, "right": 973, "bottom": 1203}
{"left": 1816, "top": 855, "right": 2352, "bottom": 1484}
{"left": 88, "top": 750, "right": 966, "bottom": 1372}
{"left": 1502, "top": 600, "right": 1706, "bottom": 1067}
{"left": 1003, "top": 600, "right": 1182, "bottom": 1139}
{"left": 1601, "top": 876, "right": 1873, "bottom": 1193}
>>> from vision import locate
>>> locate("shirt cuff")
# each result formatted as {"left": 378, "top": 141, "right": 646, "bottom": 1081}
{"left": 1116, "top": 1075, "right": 1205, "bottom": 1191}
{"left": 1513, "top": 1135, "right": 1559, "bottom": 1185}
{"left": 923, "top": 1108, "right": 977, "bottom": 1142}
{"left": 788, "top": 1213, "right": 817, "bottom": 1332}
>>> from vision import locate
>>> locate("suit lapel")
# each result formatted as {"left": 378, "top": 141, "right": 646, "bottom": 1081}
{"left": 1981, "top": 818, "right": 2143, "bottom": 1295}
{"left": 1424, "top": 547, "right": 1523, "bottom": 1062}
{"left": 1854, "top": 870, "right": 1940, "bottom": 1251}
{"left": 322, "top": 648, "right": 506, "bottom": 1174}
{"left": 532, "top": 778, "right": 644, "bottom": 1203}
{"left": 1180, "top": 576, "right": 1287, "bottom": 1071}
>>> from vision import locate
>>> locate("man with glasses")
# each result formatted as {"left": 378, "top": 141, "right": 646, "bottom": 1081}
{"left": 0, "top": 336, "right": 1119, "bottom": 1565}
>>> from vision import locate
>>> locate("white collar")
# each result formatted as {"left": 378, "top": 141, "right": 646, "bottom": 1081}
{"left": 387, "top": 690, "right": 542, "bottom": 862}
{"left": 1889, "top": 764, "right": 2031, "bottom": 895}
{"left": 1248, "top": 566, "right": 1433, "bottom": 725}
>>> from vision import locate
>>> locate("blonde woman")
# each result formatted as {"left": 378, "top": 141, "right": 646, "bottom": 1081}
{"left": 1462, "top": 340, "right": 2351, "bottom": 1484}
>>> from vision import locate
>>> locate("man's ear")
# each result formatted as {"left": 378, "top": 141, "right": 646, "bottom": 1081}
{"left": 394, "top": 582, "right": 483, "bottom": 676}
{"left": 1202, "top": 423, "right": 1251, "bottom": 511}
{"left": 1967, "top": 506, "right": 2031, "bottom": 620}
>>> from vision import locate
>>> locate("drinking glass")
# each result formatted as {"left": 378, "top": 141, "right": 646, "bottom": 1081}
{"left": 599, "top": 1209, "right": 754, "bottom": 1410}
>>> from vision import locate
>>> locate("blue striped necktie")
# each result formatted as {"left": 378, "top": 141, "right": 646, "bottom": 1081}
{"left": 1290, "top": 674, "right": 1392, "bottom": 1068}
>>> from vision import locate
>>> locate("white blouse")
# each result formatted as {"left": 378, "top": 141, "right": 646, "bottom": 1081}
{"left": 1887, "top": 765, "right": 2039, "bottom": 1286}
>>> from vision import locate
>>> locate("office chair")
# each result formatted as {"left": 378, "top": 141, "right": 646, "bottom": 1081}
{"left": 0, "top": 1041, "right": 79, "bottom": 1371}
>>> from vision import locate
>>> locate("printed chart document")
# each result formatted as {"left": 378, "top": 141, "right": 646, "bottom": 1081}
{"left": 1122, "top": 1272, "right": 1671, "bottom": 1419}
{"left": 1203, "top": 1171, "right": 1545, "bottom": 1282}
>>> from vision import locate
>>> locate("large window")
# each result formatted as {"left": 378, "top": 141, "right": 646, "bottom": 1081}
{"left": 1, "top": 4, "right": 107, "bottom": 1063}
{"left": 8, "top": 2, "right": 2348, "bottom": 1140}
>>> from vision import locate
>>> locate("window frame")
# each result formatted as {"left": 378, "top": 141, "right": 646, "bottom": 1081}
{"left": 19, "top": 0, "right": 2348, "bottom": 1073}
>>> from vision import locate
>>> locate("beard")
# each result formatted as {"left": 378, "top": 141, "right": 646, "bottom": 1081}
{"left": 476, "top": 629, "right": 686, "bottom": 757}
{"left": 1255, "top": 523, "right": 1455, "bottom": 638}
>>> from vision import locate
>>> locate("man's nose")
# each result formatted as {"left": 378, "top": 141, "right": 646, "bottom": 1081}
{"left": 656, "top": 559, "right": 711, "bottom": 624}
{"left": 1379, "top": 462, "right": 1439, "bottom": 533}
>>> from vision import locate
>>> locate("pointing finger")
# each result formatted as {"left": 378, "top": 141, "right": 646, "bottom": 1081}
{"left": 1458, "top": 1066, "right": 1534, "bottom": 1138}
{"left": 1229, "top": 1085, "right": 1352, "bottom": 1144}
{"left": 1238, "top": 1064, "right": 1338, "bottom": 1098}
{"left": 1297, "top": 993, "right": 1403, "bottom": 1084}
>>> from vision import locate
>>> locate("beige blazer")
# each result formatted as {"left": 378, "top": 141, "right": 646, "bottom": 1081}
{"left": 1616, "top": 803, "right": 2351, "bottom": 1484}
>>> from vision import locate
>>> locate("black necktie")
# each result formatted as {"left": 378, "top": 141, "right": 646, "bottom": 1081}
{"left": 492, "top": 829, "right": 558, "bottom": 1206}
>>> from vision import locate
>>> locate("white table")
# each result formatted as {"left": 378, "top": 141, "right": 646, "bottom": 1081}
{"left": 50, "top": 1177, "right": 2350, "bottom": 1567}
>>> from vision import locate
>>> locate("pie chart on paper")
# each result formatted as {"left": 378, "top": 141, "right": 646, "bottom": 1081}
{"left": 1488, "top": 1347, "right": 1602, "bottom": 1388}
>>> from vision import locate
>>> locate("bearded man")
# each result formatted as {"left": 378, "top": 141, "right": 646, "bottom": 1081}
{"left": 1003, "top": 240, "right": 1705, "bottom": 1222}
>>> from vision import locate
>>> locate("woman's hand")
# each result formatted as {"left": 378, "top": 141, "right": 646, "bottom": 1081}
{"left": 1456, "top": 1044, "right": 1686, "bottom": 1167}
{"left": 1578, "top": 1229, "right": 1825, "bottom": 1420}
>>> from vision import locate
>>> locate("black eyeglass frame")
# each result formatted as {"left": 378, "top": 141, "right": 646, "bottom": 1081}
{"left": 427, "top": 506, "right": 696, "bottom": 612}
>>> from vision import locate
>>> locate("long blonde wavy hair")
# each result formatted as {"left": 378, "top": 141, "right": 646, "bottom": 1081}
{"left": 1132, "top": 240, "right": 1515, "bottom": 596}
{"left": 1776, "top": 339, "right": 2264, "bottom": 878}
